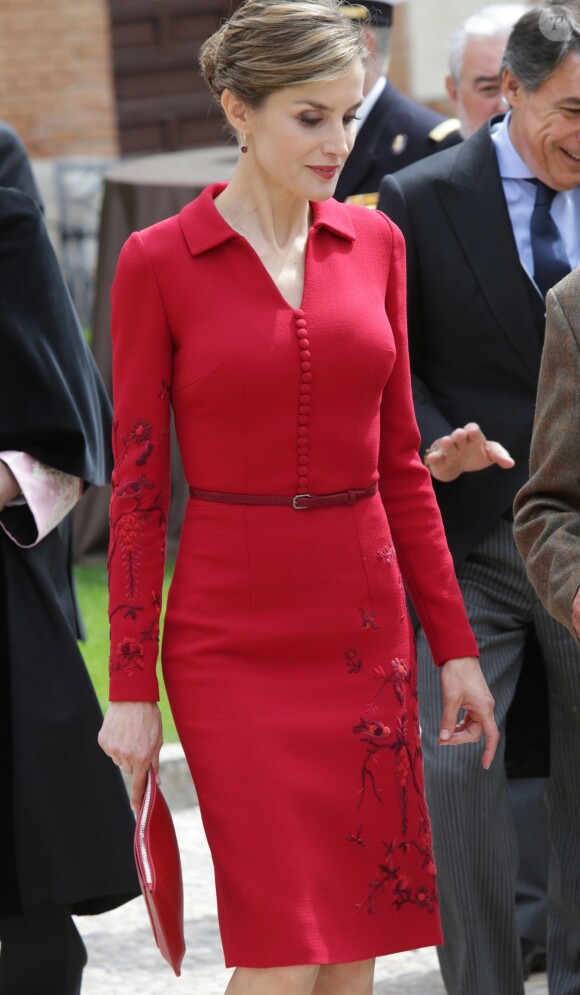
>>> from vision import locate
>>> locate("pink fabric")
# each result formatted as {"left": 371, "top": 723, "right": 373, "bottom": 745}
{"left": 0, "top": 451, "right": 82, "bottom": 547}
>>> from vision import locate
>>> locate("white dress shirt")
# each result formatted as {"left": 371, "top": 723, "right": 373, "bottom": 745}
{"left": 491, "top": 114, "right": 580, "bottom": 293}
{"left": 356, "top": 76, "right": 387, "bottom": 133}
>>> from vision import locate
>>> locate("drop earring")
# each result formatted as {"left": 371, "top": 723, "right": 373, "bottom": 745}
{"left": 240, "top": 131, "right": 248, "bottom": 154}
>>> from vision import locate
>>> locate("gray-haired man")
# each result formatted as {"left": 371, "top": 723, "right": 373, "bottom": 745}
{"left": 446, "top": 4, "right": 527, "bottom": 137}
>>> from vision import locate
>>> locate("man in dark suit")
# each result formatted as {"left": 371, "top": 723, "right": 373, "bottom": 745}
{"left": 379, "top": 4, "right": 580, "bottom": 993}
{"left": 444, "top": 7, "right": 550, "bottom": 978}
{"left": 334, "top": 0, "right": 461, "bottom": 203}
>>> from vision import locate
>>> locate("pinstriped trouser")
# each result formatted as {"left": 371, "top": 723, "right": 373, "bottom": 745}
{"left": 417, "top": 519, "right": 580, "bottom": 995}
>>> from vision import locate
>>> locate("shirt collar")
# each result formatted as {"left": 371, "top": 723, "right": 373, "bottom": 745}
{"left": 357, "top": 76, "right": 387, "bottom": 132}
{"left": 491, "top": 112, "right": 535, "bottom": 181}
{"left": 179, "top": 182, "right": 356, "bottom": 256}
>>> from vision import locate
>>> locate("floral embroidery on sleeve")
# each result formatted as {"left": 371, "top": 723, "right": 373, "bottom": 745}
{"left": 108, "top": 380, "right": 170, "bottom": 681}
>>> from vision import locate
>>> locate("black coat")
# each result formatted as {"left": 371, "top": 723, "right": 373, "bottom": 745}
{"left": 334, "top": 81, "right": 461, "bottom": 202}
{"left": 0, "top": 188, "right": 139, "bottom": 917}
{"left": 378, "top": 119, "right": 546, "bottom": 567}
{"left": 378, "top": 119, "right": 551, "bottom": 777}
{"left": 0, "top": 120, "right": 42, "bottom": 205}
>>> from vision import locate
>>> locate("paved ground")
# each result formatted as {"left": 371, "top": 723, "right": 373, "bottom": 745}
{"left": 78, "top": 752, "right": 548, "bottom": 995}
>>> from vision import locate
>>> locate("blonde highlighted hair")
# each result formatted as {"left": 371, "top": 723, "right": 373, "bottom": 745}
{"left": 199, "top": 0, "right": 366, "bottom": 107}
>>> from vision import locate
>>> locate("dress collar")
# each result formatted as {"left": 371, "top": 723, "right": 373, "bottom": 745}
{"left": 179, "top": 182, "right": 356, "bottom": 257}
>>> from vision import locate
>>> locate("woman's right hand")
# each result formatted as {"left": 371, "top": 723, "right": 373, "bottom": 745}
{"left": 439, "top": 657, "right": 499, "bottom": 770}
{"left": 98, "top": 701, "right": 163, "bottom": 812}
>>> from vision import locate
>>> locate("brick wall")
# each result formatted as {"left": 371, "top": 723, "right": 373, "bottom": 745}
{"left": 389, "top": 5, "right": 411, "bottom": 98}
{"left": 0, "top": 0, "right": 119, "bottom": 157}
{"left": 0, "top": 1, "right": 458, "bottom": 162}
{"left": 390, "top": 5, "right": 456, "bottom": 118}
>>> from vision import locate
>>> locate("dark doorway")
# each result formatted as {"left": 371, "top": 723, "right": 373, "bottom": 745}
{"left": 108, "top": 0, "right": 242, "bottom": 155}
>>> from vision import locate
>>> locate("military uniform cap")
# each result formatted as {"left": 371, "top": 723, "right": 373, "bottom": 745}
{"left": 339, "top": 1, "right": 408, "bottom": 29}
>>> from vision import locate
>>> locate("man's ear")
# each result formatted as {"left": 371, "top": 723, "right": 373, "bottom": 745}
{"left": 362, "top": 25, "right": 377, "bottom": 60}
{"left": 445, "top": 74, "right": 458, "bottom": 109}
{"left": 501, "top": 67, "right": 523, "bottom": 110}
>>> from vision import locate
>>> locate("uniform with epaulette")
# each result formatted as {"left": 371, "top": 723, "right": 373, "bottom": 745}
{"left": 334, "top": 1, "right": 461, "bottom": 205}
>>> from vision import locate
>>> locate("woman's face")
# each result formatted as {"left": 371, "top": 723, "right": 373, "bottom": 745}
{"left": 244, "top": 60, "right": 364, "bottom": 201}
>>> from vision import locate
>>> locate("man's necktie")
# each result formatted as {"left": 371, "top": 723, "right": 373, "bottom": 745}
{"left": 530, "top": 179, "right": 571, "bottom": 298}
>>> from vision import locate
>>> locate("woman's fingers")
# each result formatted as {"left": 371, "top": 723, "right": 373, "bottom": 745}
{"left": 439, "top": 657, "right": 499, "bottom": 769}
{"left": 98, "top": 701, "right": 163, "bottom": 809}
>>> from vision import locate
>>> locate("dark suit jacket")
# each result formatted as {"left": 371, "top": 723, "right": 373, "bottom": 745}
{"left": 378, "top": 119, "right": 547, "bottom": 568}
{"left": 334, "top": 81, "right": 461, "bottom": 203}
{"left": 379, "top": 119, "right": 553, "bottom": 777}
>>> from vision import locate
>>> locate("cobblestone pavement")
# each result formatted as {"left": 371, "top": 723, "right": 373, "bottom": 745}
{"left": 78, "top": 803, "right": 548, "bottom": 995}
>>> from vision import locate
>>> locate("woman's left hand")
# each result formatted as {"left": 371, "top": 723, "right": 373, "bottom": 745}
{"left": 438, "top": 657, "right": 499, "bottom": 770}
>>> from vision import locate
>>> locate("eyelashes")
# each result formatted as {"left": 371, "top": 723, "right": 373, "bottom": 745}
{"left": 298, "top": 115, "right": 360, "bottom": 128}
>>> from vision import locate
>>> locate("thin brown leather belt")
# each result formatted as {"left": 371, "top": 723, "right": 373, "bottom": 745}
{"left": 188, "top": 482, "right": 378, "bottom": 511}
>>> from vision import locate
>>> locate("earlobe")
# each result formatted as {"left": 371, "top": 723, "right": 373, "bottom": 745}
{"left": 501, "top": 68, "right": 520, "bottom": 109}
{"left": 363, "top": 26, "right": 377, "bottom": 60}
{"left": 445, "top": 75, "right": 458, "bottom": 107}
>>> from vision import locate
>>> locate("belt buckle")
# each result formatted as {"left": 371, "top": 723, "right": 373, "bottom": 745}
{"left": 292, "top": 493, "right": 312, "bottom": 510}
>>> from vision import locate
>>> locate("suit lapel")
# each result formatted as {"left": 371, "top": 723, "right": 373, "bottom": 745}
{"left": 434, "top": 123, "right": 543, "bottom": 379}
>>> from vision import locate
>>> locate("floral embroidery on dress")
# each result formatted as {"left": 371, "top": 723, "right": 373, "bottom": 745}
{"left": 130, "top": 419, "right": 154, "bottom": 465}
{"left": 375, "top": 541, "right": 406, "bottom": 619}
{"left": 355, "top": 839, "right": 437, "bottom": 916}
{"left": 110, "top": 636, "right": 145, "bottom": 678}
{"left": 108, "top": 384, "right": 170, "bottom": 678}
{"left": 344, "top": 606, "right": 438, "bottom": 918}
{"left": 345, "top": 827, "right": 367, "bottom": 847}
{"left": 109, "top": 417, "right": 168, "bottom": 602}
{"left": 347, "top": 648, "right": 421, "bottom": 831}
{"left": 376, "top": 541, "right": 395, "bottom": 565}
{"left": 139, "top": 590, "right": 162, "bottom": 643}
{"left": 359, "top": 607, "right": 379, "bottom": 629}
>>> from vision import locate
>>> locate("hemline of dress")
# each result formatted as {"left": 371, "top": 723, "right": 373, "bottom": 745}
{"left": 223, "top": 920, "right": 443, "bottom": 969}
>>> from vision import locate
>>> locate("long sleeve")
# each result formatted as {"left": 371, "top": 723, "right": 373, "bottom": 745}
{"left": 0, "top": 451, "right": 82, "bottom": 546}
{"left": 108, "top": 232, "right": 173, "bottom": 701}
{"left": 514, "top": 280, "right": 580, "bottom": 644}
{"left": 377, "top": 218, "right": 478, "bottom": 664}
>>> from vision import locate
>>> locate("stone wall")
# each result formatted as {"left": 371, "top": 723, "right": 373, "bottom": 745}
{"left": 0, "top": 0, "right": 118, "bottom": 157}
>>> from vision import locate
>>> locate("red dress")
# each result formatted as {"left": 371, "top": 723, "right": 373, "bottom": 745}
{"left": 108, "top": 183, "right": 478, "bottom": 968}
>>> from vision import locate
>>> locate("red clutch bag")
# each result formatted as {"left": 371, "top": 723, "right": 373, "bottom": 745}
{"left": 134, "top": 766, "right": 186, "bottom": 976}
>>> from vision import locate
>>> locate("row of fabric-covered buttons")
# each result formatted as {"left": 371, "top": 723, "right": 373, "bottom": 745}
{"left": 294, "top": 309, "right": 311, "bottom": 493}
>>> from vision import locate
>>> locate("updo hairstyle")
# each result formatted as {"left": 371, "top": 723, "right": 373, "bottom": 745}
{"left": 199, "top": 0, "right": 366, "bottom": 109}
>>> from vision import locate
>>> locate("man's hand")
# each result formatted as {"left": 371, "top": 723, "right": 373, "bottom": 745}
{"left": 425, "top": 422, "right": 515, "bottom": 482}
{"left": 439, "top": 657, "right": 499, "bottom": 770}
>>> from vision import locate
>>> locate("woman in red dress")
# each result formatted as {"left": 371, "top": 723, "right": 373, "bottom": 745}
{"left": 99, "top": 2, "right": 498, "bottom": 992}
